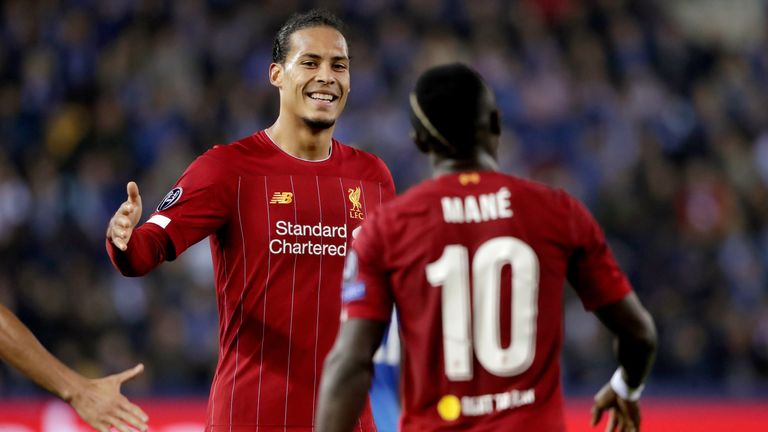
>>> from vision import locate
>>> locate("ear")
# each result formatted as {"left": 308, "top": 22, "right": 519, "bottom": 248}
{"left": 269, "top": 63, "right": 283, "bottom": 88}
{"left": 489, "top": 110, "right": 501, "bottom": 135}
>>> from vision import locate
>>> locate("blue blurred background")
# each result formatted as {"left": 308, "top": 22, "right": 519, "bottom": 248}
{"left": 1, "top": 0, "right": 767, "bottom": 404}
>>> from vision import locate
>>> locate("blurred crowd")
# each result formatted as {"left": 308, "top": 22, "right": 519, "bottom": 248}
{"left": 1, "top": 0, "right": 767, "bottom": 397}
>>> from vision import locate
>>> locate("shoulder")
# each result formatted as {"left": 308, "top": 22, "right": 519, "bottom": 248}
{"left": 203, "top": 134, "right": 261, "bottom": 162}
{"left": 189, "top": 134, "right": 264, "bottom": 173}
{"left": 334, "top": 140, "right": 392, "bottom": 182}
{"left": 178, "top": 136, "right": 263, "bottom": 186}
{"left": 507, "top": 175, "right": 598, "bottom": 240}
{"left": 374, "top": 178, "right": 440, "bottom": 219}
{"left": 505, "top": 174, "right": 576, "bottom": 211}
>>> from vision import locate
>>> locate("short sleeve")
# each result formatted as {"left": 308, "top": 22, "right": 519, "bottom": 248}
{"left": 566, "top": 196, "right": 632, "bottom": 310}
{"left": 147, "top": 152, "right": 235, "bottom": 258}
{"left": 342, "top": 211, "right": 394, "bottom": 322}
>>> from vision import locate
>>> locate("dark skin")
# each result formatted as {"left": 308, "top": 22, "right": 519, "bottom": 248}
{"left": 318, "top": 319, "right": 386, "bottom": 432}
{"left": 592, "top": 292, "right": 657, "bottom": 432}
{"left": 317, "top": 83, "right": 656, "bottom": 432}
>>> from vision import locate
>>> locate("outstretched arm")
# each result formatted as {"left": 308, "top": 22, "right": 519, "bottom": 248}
{"left": 591, "top": 292, "right": 657, "bottom": 432}
{"left": 0, "top": 304, "right": 148, "bottom": 432}
{"left": 106, "top": 181, "right": 171, "bottom": 276}
{"left": 317, "top": 318, "right": 387, "bottom": 432}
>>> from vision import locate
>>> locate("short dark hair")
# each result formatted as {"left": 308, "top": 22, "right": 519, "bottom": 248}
{"left": 272, "top": 9, "right": 347, "bottom": 64}
{"left": 410, "top": 63, "right": 495, "bottom": 157}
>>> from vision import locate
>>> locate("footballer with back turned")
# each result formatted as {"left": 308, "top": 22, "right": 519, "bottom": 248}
{"left": 317, "top": 63, "right": 656, "bottom": 432}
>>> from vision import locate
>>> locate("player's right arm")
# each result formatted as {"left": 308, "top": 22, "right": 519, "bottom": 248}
{"left": 106, "top": 153, "right": 234, "bottom": 276}
{"left": 0, "top": 304, "right": 148, "bottom": 432}
{"left": 105, "top": 181, "right": 173, "bottom": 276}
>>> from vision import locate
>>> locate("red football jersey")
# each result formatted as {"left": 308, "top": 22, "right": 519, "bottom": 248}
{"left": 110, "top": 131, "right": 394, "bottom": 431}
{"left": 344, "top": 171, "right": 630, "bottom": 431}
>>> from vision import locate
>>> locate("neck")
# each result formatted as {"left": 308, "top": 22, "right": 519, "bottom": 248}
{"left": 266, "top": 115, "right": 335, "bottom": 161}
{"left": 432, "top": 149, "right": 499, "bottom": 178}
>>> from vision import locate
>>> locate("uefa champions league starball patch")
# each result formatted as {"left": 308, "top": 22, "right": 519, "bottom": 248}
{"left": 341, "top": 251, "right": 366, "bottom": 302}
{"left": 157, "top": 187, "right": 183, "bottom": 211}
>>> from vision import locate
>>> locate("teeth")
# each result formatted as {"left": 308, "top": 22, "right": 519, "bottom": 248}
{"left": 310, "top": 93, "right": 333, "bottom": 101}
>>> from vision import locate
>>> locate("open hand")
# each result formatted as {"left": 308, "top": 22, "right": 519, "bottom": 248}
{"left": 107, "top": 182, "right": 143, "bottom": 251}
{"left": 69, "top": 363, "right": 149, "bottom": 432}
{"left": 591, "top": 383, "right": 640, "bottom": 432}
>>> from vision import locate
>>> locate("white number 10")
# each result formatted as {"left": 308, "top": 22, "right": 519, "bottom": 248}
{"left": 426, "top": 237, "right": 540, "bottom": 381}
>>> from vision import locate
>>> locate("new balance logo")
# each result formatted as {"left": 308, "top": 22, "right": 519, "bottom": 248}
{"left": 270, "top": 192, "right": 293, "bottom": 204}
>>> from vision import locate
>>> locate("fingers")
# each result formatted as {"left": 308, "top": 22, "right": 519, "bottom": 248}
{"left": 606, "top": 410, "right": 617, "bottom": 432}
{"left": 591, "top": 404, "right": 605, "bottom": 427}
{"left": 127, "top": 182, "right": 141, "bottom": 204}
{"left": 615, "top": 399, "right": 639, "bottom": 432}
{"left": 110, "top": 364, "right": 148, "bottom": 430}
{"left": 591, "top": 385, "right": 639, "bottom": 432}
{"left": 106, "top": 414, "right": 131, "bottom": 432}
{"left": 115, "top": 363, "right": 144, "bottom": 384}
{"left": 123, "top": 405, "right": 149, "bottom": 431}
{"left": 109, "top": 222, "right": 132, "bottom": 251}
{"left": 109, "top": 211, "right": 137, "bottom": 251}
{"left": 117, "top": 402, "right": 149, "bottom": 432}
{"left": 118, "top": 201, "right": 139, "bottom": 218}
{"left": 620, "top": 414, "right": 637, "bottom": 432}
{"left": 616, "top": 411, "right": 626, "bottom": 431}
{"left": 79, "top": 397, "right": 149, "bottom": 432}
{"left": 108, "top": 182, "right": 142, "bottom": 250}
{"left": 592, "top": 383, "right": 612, "bottom": 427}
{"left": 625, "top": 400, "right": 641, "bottom": 430}
{"left": 607, "top": 406, "right": 635, "bottom": 432}
{"left": 113, "top": 213, "right": 134, "bottom": 229}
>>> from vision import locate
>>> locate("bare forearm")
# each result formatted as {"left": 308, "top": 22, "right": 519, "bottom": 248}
{"left": 0, "top": 305, "right": 84, "bottom": 401}
{"left": 317, "top": 351, "right": 373, "bottom": 432}
{"left": 596, "top": 293, "right": 657, "bottom": 388}
{"left": 615, "top": 310, "right": 656, "bottom": 387}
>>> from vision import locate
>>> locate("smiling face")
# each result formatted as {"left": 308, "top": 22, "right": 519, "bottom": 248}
{"left": 270, "top": 26, "right": 350, "bottom": 130}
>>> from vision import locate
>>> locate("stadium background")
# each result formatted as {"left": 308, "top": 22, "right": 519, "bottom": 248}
{"left": 0, "top": 0, "right": 767, "bottom": 430}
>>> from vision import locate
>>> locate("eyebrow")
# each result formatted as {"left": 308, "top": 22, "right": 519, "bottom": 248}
{"left": 300, "top": 53, "right": 351, "bottom": 62}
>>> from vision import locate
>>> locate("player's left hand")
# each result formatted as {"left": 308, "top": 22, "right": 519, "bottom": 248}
{"left": 68, "top": 363, "right": 149, "bottom": 432}
{"left": 591, "top": 383, "right": 640, "bottom": 432}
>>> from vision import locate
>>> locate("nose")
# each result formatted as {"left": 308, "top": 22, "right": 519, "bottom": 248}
{"left": 315, "top": 62, "right": 336, "bottom": 85}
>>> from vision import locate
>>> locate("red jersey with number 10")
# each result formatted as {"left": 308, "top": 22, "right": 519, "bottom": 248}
{"left": 343, "top": 171, "right": 630, "bottom": 431}
{"left": 109, "top": 131, "right": 393, "bottom": 431}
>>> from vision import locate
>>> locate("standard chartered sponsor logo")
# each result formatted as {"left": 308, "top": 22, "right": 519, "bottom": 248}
{"left": 275, "top": 220, "right": 347, "bottom": 237}
{"left": 270, "top": 239, "right": 347, "bottom": 256}
{"left": 270, "top": 220, "right": 348, "bottom": 256}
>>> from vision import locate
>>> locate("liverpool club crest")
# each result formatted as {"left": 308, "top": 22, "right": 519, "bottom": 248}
{"left": 348, "top": 187, "right": 364, "bottom": 220}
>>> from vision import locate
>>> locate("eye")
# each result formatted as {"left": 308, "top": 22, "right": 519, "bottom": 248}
{"left": 333, "top": 63, "right": 348, "bottom": 71}
{"left": 302, "top": 60, "right": 318, "bottom": 68}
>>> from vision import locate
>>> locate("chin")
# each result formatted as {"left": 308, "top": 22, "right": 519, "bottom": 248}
{"left": 303, "top": 117, "right": 336, "bottom": 130}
